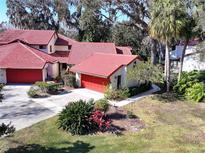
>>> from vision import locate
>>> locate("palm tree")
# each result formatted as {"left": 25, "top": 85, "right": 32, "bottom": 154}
{"left": 149, "top": 0, "right": 186, "bottom": 92}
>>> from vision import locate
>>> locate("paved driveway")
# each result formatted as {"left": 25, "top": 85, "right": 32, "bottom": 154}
{"left": 0, "top": 85, "right": 103, "bottom": 130}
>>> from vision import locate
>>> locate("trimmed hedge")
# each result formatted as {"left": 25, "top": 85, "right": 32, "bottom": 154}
{"left": 104, "top": 82, "right": 151, "bottom": 101}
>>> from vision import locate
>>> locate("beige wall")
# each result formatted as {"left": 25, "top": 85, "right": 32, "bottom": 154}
{"left": 54, "top": 45, "right": 69, "bottom": 51}
{"left": 0, "top": 69, "right": 6, "bottom": 83}
{"left": 76, "top": 73, "right": 81, "bottom": 87}
{"left": 109, "top": 59, "right": 139, "bottom": 89}
{"left": 47, "top": 33, "right": 58, "bottom": 54}
{"left": 47, "top": 63, "right": 59, "bottom": 79}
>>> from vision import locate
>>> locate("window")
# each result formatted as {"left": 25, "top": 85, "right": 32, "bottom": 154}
{"left": 68, "top": 45, "right": 72, "bottom": 50}
{"left": 50, "top": 45, "right": 52, "bottom": 53}
{"left": 39, "top": 45, "right": 46, "bottom": 49}
{"left": 62, "top": 63, "right": 67, "bottom": 69}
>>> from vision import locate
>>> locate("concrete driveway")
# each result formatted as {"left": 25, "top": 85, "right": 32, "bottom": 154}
{"left": 0, "top": 85, "right": 103, "bottom": 130}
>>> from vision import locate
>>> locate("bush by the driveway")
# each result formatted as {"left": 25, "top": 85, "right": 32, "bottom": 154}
{"left": 58, "top": 100, "right": 97, "bottom": 135}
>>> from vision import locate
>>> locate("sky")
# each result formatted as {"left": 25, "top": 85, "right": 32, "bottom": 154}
{"left": 0, "top": 0, "right": 8, "bottom": 22}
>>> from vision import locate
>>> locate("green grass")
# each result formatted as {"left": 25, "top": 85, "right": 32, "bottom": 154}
{"left": 1, "top": 95, "right": 205, "bottom": 152}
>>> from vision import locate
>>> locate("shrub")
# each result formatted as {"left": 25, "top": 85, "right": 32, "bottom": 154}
{"left": 27, "top": 86, "right": 40, "bottom": 98}
{"left": 185, "top": 82, "right": 205, "bottom": 102}
{"left": 63, "top": 73, "right": 77, "bottom": 88}
{"left": 94, "top": 99, "right": 109, "bottom": 112}
{"left": 58, "top": 100, "right": 96, "bottom": 135}
{"left": 173, "top": 70, "right": 205, "bottom": 102}
{"left": 90, "top": 110, "right": 111, "bottom": 132}
{"left": 34, "top": 81, "right": 49, "bottom": 93}
{"left": 105, "top": 88, "right": 130, "bottom": 101}
{"left": 0, "top": 122, "right": 15, "bottom": 137}
{"left": 34, "top": 81, "right": 62, "bottom": 94}
{"left": 128, "top": 82, "right": 151, "bottom": 97}
{"left": 0, "top": 84, "right": 4, "bottom": 91}
{"left": 174, "top": 70, "right": 205, "bottom": 94}
{"left": 46, "top": 83, "right": 62, "bottom": 94}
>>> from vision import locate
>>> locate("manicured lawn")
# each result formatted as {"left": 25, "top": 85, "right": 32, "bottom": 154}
{"left": 1, "top": 94, "right": 205, "bottom": 152}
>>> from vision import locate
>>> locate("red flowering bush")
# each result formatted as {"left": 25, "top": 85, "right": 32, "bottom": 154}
{"left": 90, "top": 110, "right": 111, "bottom": 131}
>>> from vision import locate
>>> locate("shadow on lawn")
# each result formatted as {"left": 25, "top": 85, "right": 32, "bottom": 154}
{"left": 152, "top": 92, "right": 185, "bottom": 103}
{"left": 5, "top": 140, "right": 94, "bottom": 153}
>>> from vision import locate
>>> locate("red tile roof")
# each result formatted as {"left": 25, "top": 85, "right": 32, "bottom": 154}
{"left": 0, "top": 42, "right": 56, "bottom": 69}
{"left": 68, "top": 42, "right": 117, "bottom": 64}
{"left": 50, "top": 51, "right": 69, "bottom": 64}
{"left": 70, "top": 53, "right": 141, "bottom": 78}
{"left": 116, "top": 46, "right": 132, "bottom": 55}
{"left": 0, "top": 30, "right": 55, "bottom": 45}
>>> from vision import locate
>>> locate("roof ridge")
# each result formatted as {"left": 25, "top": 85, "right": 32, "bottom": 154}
{"left": 20, "top": 43, "right": 46, "bottom": 62}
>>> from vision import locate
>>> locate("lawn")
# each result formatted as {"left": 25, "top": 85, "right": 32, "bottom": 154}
{"left": 1, "top": 94, "right": 205, "bottom": 153}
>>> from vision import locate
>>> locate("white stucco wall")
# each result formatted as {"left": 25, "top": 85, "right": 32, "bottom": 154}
{"left": 54, "top": 45, "right": 69, "bottom": 51}
{"left": 0, "top": 69, "right": 6, "bottom": 83}
{"left": 109, "top": 59, "right": 139, "bottom": 89}
{"left": 183, "top": 53, "right": 205, "bottom": 72}
{"left": 109, "top": 66, "right": 126, "bottom": 89}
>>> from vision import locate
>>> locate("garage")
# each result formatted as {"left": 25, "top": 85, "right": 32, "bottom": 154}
{"left": 81, "top": 74, "right": 109, "bottom": 92}
{"left": 6, "top": 69, "right": 43, "bottom": 83}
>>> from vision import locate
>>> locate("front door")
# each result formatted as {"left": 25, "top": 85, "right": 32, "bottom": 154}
{"left": 117, "top": 75, "right": 121, "bottom": 89}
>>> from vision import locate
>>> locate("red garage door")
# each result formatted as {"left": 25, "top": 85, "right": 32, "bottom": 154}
{"left": 6, "top": 69, "right": 43, "bottom": 83}
{"left": 81, "top": 74, "right": 110, "bottom": 93}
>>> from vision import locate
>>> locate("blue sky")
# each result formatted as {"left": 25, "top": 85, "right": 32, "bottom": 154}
{"left": 0, "top": 0, "right": 8, "bottom": 22}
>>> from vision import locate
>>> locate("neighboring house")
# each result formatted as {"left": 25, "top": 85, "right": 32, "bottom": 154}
{"left": 170, "top": 39, "right": 204, "bottom": 72}
{"left": 0, "top": 29, "right": 140, "bottom": 93}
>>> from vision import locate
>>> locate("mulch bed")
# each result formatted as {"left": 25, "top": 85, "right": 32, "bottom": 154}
{"left": 106, "top": 106, "right": 145, "bottom": 134}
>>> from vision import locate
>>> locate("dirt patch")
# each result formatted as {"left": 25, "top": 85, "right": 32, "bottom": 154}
{"left": 106, "top": 106, "right": 145, "bottom": 134}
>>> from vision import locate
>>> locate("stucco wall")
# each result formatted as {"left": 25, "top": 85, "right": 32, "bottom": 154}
{"left": 183, "top": 53, "right": 205, "bottom": 72}
{"left": 42, "top": 64, "right": 48, "bottom": 81}
{"left": 0, "top": 69, "right": 6, "bottom": 83}
{"left": 76, "top": 73, "right": 81, "bottom": 87}
{"left": 47, "top": 63, "right": 59, "bottom": 79}
{"left": 109, "top": 59, "right": 139, "bottom": 89}
{"left": 54, "top": 45, "right": 69, "bottom": 51}
{"left": 47, "top": 33, "right": 58, "bottom": 54}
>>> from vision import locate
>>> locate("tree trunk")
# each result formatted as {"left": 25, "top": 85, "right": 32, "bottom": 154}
{"left": 165, "top": 40, "right": 170, "bottom": 92}
{"left": 178, "top": 39, "right": 189, "bottom": 82}
{"left": 151, "top": 39, "right": 157, "bottom": 65}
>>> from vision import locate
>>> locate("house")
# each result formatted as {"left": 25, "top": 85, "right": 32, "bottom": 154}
{"left": 70, "top": 53, "right": 141, "bottom": 92}
{"left": 170, "top": 39, "right": 204, "bottom": 72}
{"left": 0, "top": 29, "right": 141, "bottom": 93}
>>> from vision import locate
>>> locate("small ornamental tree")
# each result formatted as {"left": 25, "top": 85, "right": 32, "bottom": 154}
{"left": 90, "top": 110, "right": 111, "bottom": 132}
{"left": 127, "top": 61, "right": 164, "bottom": 84}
